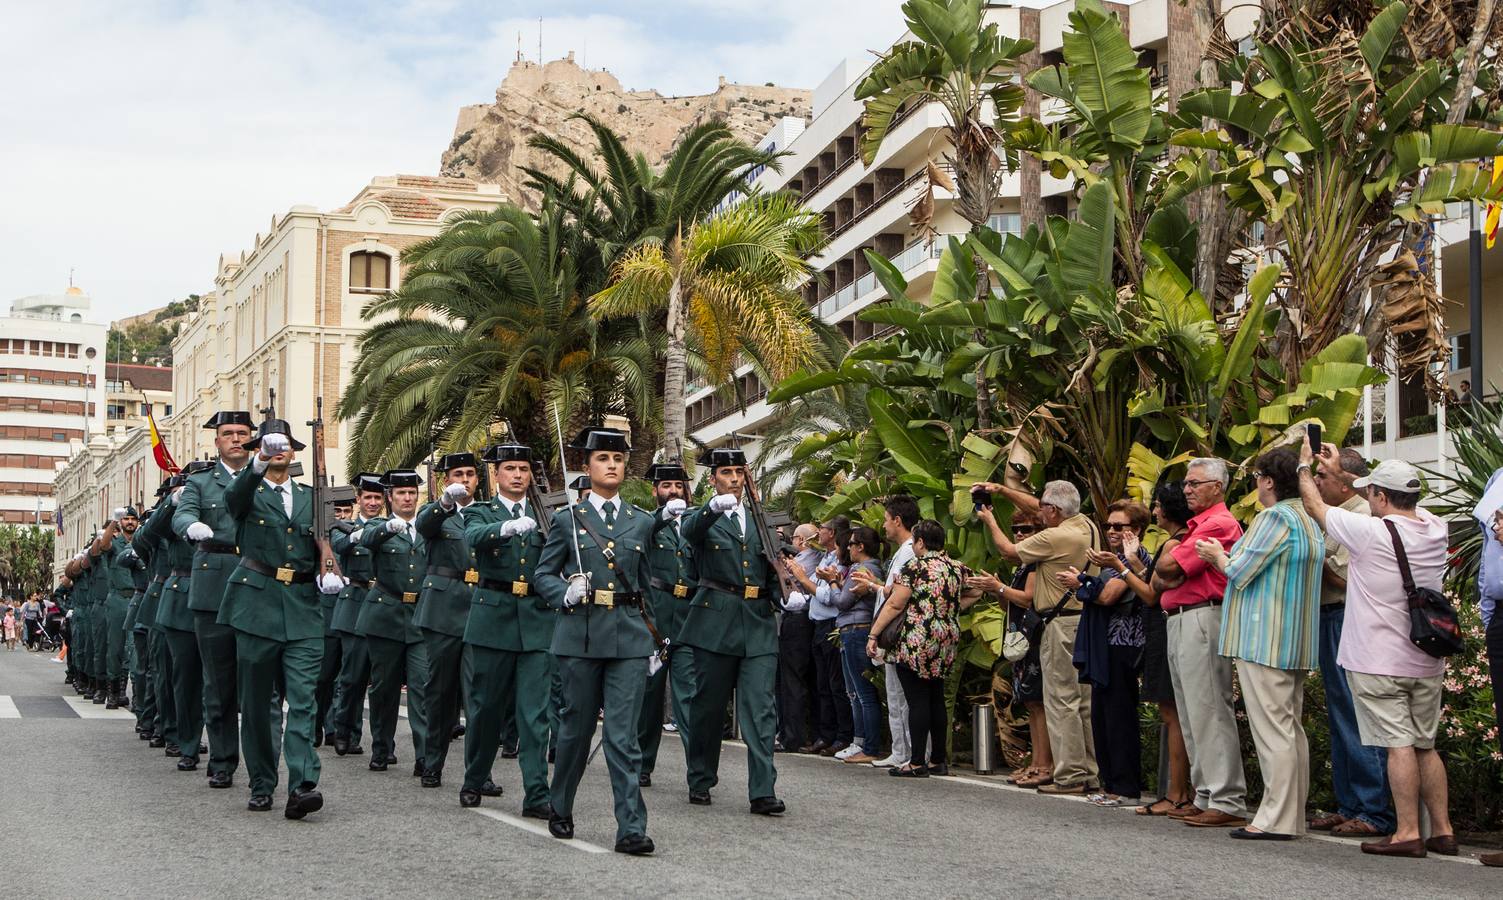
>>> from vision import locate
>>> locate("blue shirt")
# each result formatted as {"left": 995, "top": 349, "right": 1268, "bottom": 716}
{"left": 1477, "top": 470, "right": 1503, "bottom": 629}
{"left": 1219, "top": 500, "right": 1325, "bottom": 670}
{"left": 808, "top": 549, "right": 844, "bottom": 622}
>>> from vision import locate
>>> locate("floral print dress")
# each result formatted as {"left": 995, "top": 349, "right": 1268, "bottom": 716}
{"left": 893, "top": 552, "right": 971, "bottom": 679}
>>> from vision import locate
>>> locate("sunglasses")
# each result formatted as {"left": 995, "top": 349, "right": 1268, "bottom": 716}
{"left": 1105, "top": 523, "right": 1133, "bottom": 531}
{"left": 1184, "top": 479, "right": 1220, "bottom": 489}
{"left": 1013, "top": 525, "right": 1037, "bottom": 535}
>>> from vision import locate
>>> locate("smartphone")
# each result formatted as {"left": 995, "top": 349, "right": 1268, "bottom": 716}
{"left": 1306, "top": 422, "right": 1322, "bottom": 452}
{"left": 971, "top": 487, "right": 992, "bottom": 511}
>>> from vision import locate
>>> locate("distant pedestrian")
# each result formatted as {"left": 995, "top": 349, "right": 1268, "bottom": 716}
{"left": 3, "top": 606, "right": 18, "bottom": 649}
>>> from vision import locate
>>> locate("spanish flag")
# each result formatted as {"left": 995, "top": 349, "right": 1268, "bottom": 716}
{"left": 1486, "top": 156, "right": 1503, "bottom": 249}
{"left": 147, "top": 409, "right": 179, "bottom": 473}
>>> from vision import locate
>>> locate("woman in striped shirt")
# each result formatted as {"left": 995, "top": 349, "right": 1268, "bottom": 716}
{"left": 1194, "top": 445, "right": 1324, "bottom": 841}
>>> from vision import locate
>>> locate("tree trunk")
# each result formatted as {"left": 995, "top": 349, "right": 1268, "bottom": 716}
{"left": 1190, "top": 0, "right": 1227, "bottom": 309}
{"left": 660, "top": 269, "right": 690, "bottom": 464}
{"left": 972, "top": 251, "right": 994, "bottom": 431}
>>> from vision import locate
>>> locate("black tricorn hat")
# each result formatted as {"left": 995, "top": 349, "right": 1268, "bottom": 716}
{"left": 382, "top": 470, "right": 423, "bottom": 489}
{"left": 332, "top": 496, "right": 355, "bottom": 508}
{"left": 155, "top": 477, "right": 175, "bottom": 497}
{"left": 353, "top": 472, "right": 386, "bottom": 494}
{"left": 567, "top": 427, "right": 631, "bottom": 453}
{"left": 569, "top": 474, "right": 591, "bottom": 492}
{"left": 182, "top": 460, "right": 215, "bottom": 476}
{"left": 203, "top": 410, "right": 254, "bottom": 430}
{"left": 699, "top": 446, "right": 748, "bottom": 469}
{"left": 646, "top": 463, "right": 690, "bottom": 483}
{"left": 243, "top": 418, "right": 306, "bottom": 451}
{"left": 436, "top": 452, "right": 479, "bottom": 471}
{"left": 481, "top": 443, "right": 534, "bottom": 464}
{"left": 122, "top": 506, "right": 140, "bottom": 519}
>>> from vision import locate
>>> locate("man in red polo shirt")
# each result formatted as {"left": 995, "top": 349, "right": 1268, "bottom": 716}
{"left": 1152, "top": 458, "right": 1248, "bottom": 828}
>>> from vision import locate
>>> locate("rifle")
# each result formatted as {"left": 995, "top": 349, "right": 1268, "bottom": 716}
{"left": 727, "top": 432, "right": 798, "bottom": 605}
{"left": 306, "top": 397, "right": 347, "bottom": 578}
{"left": 503, "top": 419, "right": 551, "bottom": 535}
{"left": 426, "top": 446, "right": 436, "bottom": 504}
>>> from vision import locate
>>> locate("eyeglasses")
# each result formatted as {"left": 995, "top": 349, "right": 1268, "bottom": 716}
{"left": 1183, "top": 479, "right": 1220, "bottom": 489}
{"left": 1251, "top": 471, "right": 1266, "bottom": 480}
{"left": 1013, "top": 525, "right": 1036, "bottom": 535}
{"left": 1105, "top": 523, "right": 1133, "bottom": 531}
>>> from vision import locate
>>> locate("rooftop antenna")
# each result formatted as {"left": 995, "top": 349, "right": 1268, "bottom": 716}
{"left": 69, "top": 267, "right": 75, "bottom": 288}
{"left": 538, "top": 17, "right": 543, "bottom": 65}
{"left": 516, "top": 31, "right": 522, "bottom": 63}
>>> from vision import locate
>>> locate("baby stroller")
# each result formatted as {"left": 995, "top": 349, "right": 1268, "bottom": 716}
{"left": 33, "top": 616, "right": 61, "bottom": 654}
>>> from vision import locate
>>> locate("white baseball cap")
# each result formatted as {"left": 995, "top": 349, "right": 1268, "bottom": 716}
{"left": 1352, "top": 459, "right": 1423, "bottom": 494}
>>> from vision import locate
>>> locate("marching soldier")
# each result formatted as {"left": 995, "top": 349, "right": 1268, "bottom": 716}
{"left": 637, "top": 463, "right": 696, "bottom": 788}
{"left": 62, "top": 547, "right": 94, "bottom": 698}
{"left": 98, "top": 507, "right": 141, "bottom": 710}
{"left": 680, "top": 446, "right": 786, "bottom": 817}
{"left": 87, "top": 523, "right": 111, "bottom": 703}
{"left": 536, "top": 427, "right": 656, "bottom": 855}
{"left": 458, "top": 442, "right": 552, "bottom": 814}
{"left": 141, "top": 472, "right": 191, "bottom": 752}
{"left": 414, "top": 452, "right": 482, "bottom": 788}
{"left": 357, "top": 470, "right": 431, "bottom": 774}
{"left": 314, "top": 496, "right": 356, "bottom": 747}
{"left": 128, "top": 491, "right": 168, "bottom": 737}
{"left": 172, "top": 410, "right": 255, "bottom": 781}
{"left": 329, "top": 473, "right": 386, "bottom": 756}
{"left": 159, "top": 462, "right": 215, "bottom": 767}
{"left": 221, "top": 418, "right": 342, "bottom": 818}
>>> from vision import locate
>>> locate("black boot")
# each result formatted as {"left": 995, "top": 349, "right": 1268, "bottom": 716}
{"left": 105, "top": 679, "right": 122, "bottom": 710}
{"left": 92, "top": 678, "right": 107, "bottom": 703}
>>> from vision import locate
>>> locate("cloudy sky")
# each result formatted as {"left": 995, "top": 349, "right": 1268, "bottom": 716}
{"left": 1, "top": 0, "right": 947, "bottom": 322}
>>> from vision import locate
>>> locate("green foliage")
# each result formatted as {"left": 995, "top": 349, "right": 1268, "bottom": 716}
{"left": 0, "top": 525, "right": 55, "bottom": 599}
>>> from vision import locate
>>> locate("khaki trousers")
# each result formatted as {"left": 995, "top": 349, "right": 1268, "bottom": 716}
{"left": 1166, "top": 605, "right": 1248, "bottom": 816}
{"left": 1039, "top": 615, "right": 1097, "bottom": 786}
{"left": 1237, "top": 659, "right": 1309, "bottom": 835}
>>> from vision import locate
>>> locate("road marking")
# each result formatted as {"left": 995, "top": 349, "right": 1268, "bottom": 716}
{"left": 62, "top": 696, "right": 134, "bottom": 719}
{"left": 469, "top": 807, "right": 609, "bottom": 854}
{"left": 0, "top": 696, "right": 19, "bottom": 718}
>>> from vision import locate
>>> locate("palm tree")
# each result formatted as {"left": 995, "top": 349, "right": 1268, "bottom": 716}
{"left": 591, "top": 192, "right": 827, "bottom": 463}
{"left": 854, "top": 0, "right": 1033, "bottom": 429}
{"left": 336, "top": 201, "right": 657, "bottom": 476}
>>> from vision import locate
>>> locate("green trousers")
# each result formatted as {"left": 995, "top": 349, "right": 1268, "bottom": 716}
{"left": 366, "top": 636, "right": 429, "bottom": 765}
{"left": 72, "top": 610, "right": 89, "bottom": 679}
{"left": 90, "top": 607, "right": 108, "bottom": 678}
{"left": 462, "top": 644, "right": 551, "bottom": 807}
{"left": 315, "top": 634, "right": 342, "bottom": 739}
{"left": 194, "top": 611, "right": 239, "bottom": 776}
{"left": 687, "top": 650, "right": 778, "bottom": 801}
{"left": 237, "top": 632, "right": 322, "bottom": 797}
{"left": 333, "top": 633, "right": 368, "bottom": 744}
{"left": 104, "top": 594, "right": 129, "bottom": 679}
{"left": 132, "top": 629, "right": 155, "bottom": 729}
{"left": 419, "top": 631, "right": 464, "bottom": 777}
{"left": 550, "top": 655, "right": 648, "bottom": 841}
{"left": 164, "top": 625, "right": 203, "bottom": 756}
{"left": 150, "top": 629, "right": 177, "bottom": 746}
{"left": 638, "top": 645, "right": 696, "bottom": 778}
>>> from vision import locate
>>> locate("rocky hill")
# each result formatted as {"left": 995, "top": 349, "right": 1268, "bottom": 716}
{"left": 439, "top": 53, "right": 811, "bottom": 208}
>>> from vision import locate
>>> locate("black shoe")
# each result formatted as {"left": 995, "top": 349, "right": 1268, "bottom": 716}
{"left": 501, "top": 744, "right": 519, "bottom": 760}
{"left": 285, "top": 788, "right": 323, "bottom": 820}
{"left": 313, "top": 729, "right": 323, "bottom": 748}
{"left": 421, "top": 772, "right": 442, "bottom": 788}
{"left": 209, "top": 772, "right": 233, "bottom": 789}
{"left": 148, "top": 735, "right": 165, "bottom": 748}
{"left": 164, "top": 744, "right": 181, "bottom": 758}
{"left": 479, "top": 780, "right": 503, "bottom": 797}
{"left": 347, "top": 744, "right": 365, "bottom": 756}
{"left": 1229, "top": 827, "right": 1294, "bottom": 841}
{"left": 105, "top": 688, "right": 121, "bottom": 710}
{"left": 450, "top": 723, "right": 466, "bottom": 740}
{"left": 548, "top": 815, "right": 574, "bottom": 839}
{"left": 927, "top": 764, "right": 951, "bottom": 777}
{"left": 247, "top": 794, "right": 273, "bottom": 812}
{"left": 368, "top": 759, "right": 388, "bottom": 772}
{"left": 459, "top": 789, "right": 481, "bottom": 808}
{"left": 614, "top": 833, "right": 655, "bottom": 856}
{"left": 137, "top": 730, "right": 152, "bottom": 741}
{"left": 689, "top": 791, "right": 712, "bottom": 806}
{"left": 773, "top": 739, "right": 787, "bottom": 753}
{"left": 135, "top": 723, "right": 146, "bottom": 734}
{"left": 639, "top": 772, "right": 652, "bottom": 788}
{"left": 412, "top": 759, "right": 425, "bottom": 777}
{"left": 198, "top": 743, "right": 207, "bottom": 754}
{"left": 333, "top": 735, "right": 350, "bottom": 756}
{"left": 177, "top": 758, "right": 198, "bottom": 771}
{"left": 92, "top": 691, "right": 107, "bottom": 704}
{"left": 383, "top": 753, "right": 398, "bottom": 765}
{"left": 522, "top": 804, "right": 551, "bottom": 820}
{"left": 749, "top": 796, "right": 786, "bottom": 816}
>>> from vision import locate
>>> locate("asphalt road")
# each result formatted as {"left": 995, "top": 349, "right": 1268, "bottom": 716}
{"left": 2, "top": 646, "right": 1498, "bottom": 899}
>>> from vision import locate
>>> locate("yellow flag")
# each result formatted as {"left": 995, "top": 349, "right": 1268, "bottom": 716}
{"left": 1486, "top": 156, "right": 1502, "bottom": 249}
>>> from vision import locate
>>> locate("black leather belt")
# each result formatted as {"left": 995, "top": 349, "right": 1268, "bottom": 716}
{"left": 427, "top": 565, "right": 480, "bottom": 585}
{"left": 196, "top": 541, "right": 238, "bottom": 556}
{"left": 699, "top": 577, "right": 764, "bottom": 600}
{"left": 240, "top": 557, "right": 315, "bottom": 585}
{"left": 376, "top": 580, "right": 420, "bottom": 604}
{"left": 479, "top": 576, "right": 534, "bottom": 597}
{"left": 578, "top": 590, "right": 642, "bottom": 610}
{"left": 348, "top": 577, "right": 372, "bottom": 589}
{"left": 649, "top": 576, "right": 692, "bottom": 598}
{"left": 1166, "top": 598, "right": 1223, "bottom": 618}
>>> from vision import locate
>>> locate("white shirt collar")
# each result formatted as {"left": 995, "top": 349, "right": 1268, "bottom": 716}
{"left": 219, "top": 460, "right": 241, "bottom": 478}
{"left": 498, "top": 494, "right": 527, "bottom": 515}
{"left": 587, "top": 491, "right": 620, "bottom": 517}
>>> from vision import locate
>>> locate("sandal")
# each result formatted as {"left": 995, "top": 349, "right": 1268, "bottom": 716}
{"left": 1090, "top": 794, "right": 1126, "bottom": 807}
{"left": 1136, "top": 797, "right": 1175, "bottom": 817}
{"left": 1015, "top": 773, "right": 1054, "bottom": 788}
{"left": 1331, "top": 818, "right": 1384, "bottom": 837}
{"left": 1004, "top": 766, "right": 1043, "bottom": 785}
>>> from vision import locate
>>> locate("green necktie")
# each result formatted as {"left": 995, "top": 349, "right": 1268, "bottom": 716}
{"left": 603, "top": 501, "right": 616, "bottom": 526}
{"left": 511, "top": 502, "right": 521, "bottom": 518}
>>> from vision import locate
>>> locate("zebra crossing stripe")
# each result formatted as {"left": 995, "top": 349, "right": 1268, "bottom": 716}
{"left": 0, "top": 696, "right": 20, "bottom": 718}
{"left": 63, "top": 696, "right": 134, "bottom": 719}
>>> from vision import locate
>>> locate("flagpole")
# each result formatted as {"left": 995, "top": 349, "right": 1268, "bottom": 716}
{"left": 1471, "top": 200, "right": 1484, "bottom": 401}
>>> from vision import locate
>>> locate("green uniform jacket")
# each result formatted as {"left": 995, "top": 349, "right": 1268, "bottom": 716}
{"left": 676, "top": 502, "right": 781, "bottom": 658}
{"left": 135, "top": 509, "right": 172, "bottom": 634}
{"left": 156, "top": 503, "right": 199, "bottom": 633}
{"left": 330, "top": 520, "right": 374, "bottom": 635}
{"left": 172, "top": 462, "right": 241, "bottom": 613}
{"left": 461, "top": 498, "right": 551, "bottom": 652}
{"left": 217, "top": 464, "right": 322, "bottom": 642}
{"left": 356, "top": 517, "right": 426, "bottom": 644}
{"left": 106, "top": 535, "right": 138, "bottom": 596}
{"left": 125, "top": 524, "right": 155, "bottom": 633}
{"left": 413, "top": 500, "right": 477, "bottom": 638}
{"left": 647, "top": 510, "right": 695, "bottom": 643}
{"left": 535, "top": 501, "right": 655, "bottom": 660}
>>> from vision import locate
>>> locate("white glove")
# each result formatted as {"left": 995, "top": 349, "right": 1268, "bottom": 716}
{"left": 499, "top": 516, "right": 537, "bottom": 538}
{"left": 350, "top": 528, "right": 365, "bottom": 543}
{"left": 185, "top": 522, "right": 214, "bottom": 542}
{"left": 170, "top": 486, "right": 184, "bottom": 505}
{"left": 72, "top": 551, "right": 88, "bottom": 564}
{"left": 709, "top": 493, "right": 739, "bottom": 513}
{"left": 440, "top": 483, "right": 470, "bottom": 510}
{"left": 563, "top": 574, "right": 588, "bottom": 607}
{"left": 385, "top": 517, "right": 407, "bottom": 534}
{"left": 112, "top": 507, "right": 128, "bottom": 522}
{"left": 317, "top": 572, "right": 346, "bottom": 595}
{"left": 259, "top": 433, "right": 290, "bottom": 456}
{"left": 66, "top": 610, "right": 73, "bottom": 620}
{"left": 783, "top": 591, "right": 809, "bottom": 613}
{"left": 647, "top": 646, "right": 667, "bottom": 678}
{"left": 664, "top": 498, "right": 687, "bottom": 518}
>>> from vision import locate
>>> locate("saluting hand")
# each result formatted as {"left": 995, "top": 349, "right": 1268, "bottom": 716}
{"left": 440, "top": 483, "right": 470, "bottom": 510}
{"left": 709, "top": 494, "right": 738, "bottom": 513}
{"left": 384, "top": 518, "right": 407, "bottom": 534}
{"left": 664, "top": 498, "right": 687, "bottom": 518}
{"left": 259, "top": 433, "right": 290, "bottom": 459}
{"left": 185, "top": 522, "right": 213, "bottom": 542}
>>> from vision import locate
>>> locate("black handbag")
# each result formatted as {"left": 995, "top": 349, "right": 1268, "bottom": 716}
{"left": 1383, "top": 520, "right": 1463, "bottom": 658}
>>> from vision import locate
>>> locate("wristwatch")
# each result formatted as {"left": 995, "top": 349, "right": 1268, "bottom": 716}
{"left": 1296, "top": 463, "right": 1312, "bottom": 474}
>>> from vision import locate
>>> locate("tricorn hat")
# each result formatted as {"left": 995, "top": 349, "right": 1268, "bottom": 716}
{"left": 698, "top": 446, "right": 747, "bottom": 469}
{"left": 646, "top": 462, "right": 690, "bottom": 483}
{"left": 353, "top": 472, "right": 386, "bottom": 494}
{"left": 481, "top": 443, "right": 535, "bottom": 464}
{"left": 155, "top": 477, "right": 175, "bottom": 497}
{"left": 182, "top": 460, "right": 215, "bottom": 476}
{"left": 243, "top": 418, "right": 306, "bottom": 452}
{"left": 436, "top": 452, "right": 479, "bottom": 471}
{"left": 203, "top": 410, "right": 254, "bottom": 430}
{"left": 122, "top": 506, "right": 140, "bottom": 519}
{"left": 382, "top": 470, "right": 423, "bottom": 489}
{"left": 567, "top": 427, "right": 631, "bottom": 453}
{"left": 569, "top": 474, "right": 591, "bottom": 492}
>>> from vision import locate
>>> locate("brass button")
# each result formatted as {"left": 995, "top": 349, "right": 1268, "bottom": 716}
{"left": 608, "top": 582, "right": 615, "bottom": 589}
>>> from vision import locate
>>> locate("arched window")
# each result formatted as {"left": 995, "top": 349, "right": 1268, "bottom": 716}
{"left": 349, "top": 251, "right": 391, "bottom": 292}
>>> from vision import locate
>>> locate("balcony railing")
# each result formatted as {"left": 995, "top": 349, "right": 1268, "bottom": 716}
{"left": 797, "top": 100, "right": 931, "bottom": 205}
{"left": 826, "top": 168, "right": 927, "bottom": 244}
{"left": 689, "top": 389, "right": 769, "bottom": 432}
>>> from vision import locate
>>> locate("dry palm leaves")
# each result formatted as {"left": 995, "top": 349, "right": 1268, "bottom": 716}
{"left": 1373, "top": 248, "right": 1450, "bottom": 400}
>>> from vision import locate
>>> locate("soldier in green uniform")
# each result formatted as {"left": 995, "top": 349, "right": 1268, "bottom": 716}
{"left": 536, "top": 427, "right": 656, "bottom": 856}
{"left": 414, "top": 452, "right": 481, "bottom": 789}
{"left": 129, "top": 492, "right": 167, "bottom": 737}
{"left": 680, "top": 447, "right": 786, "bottom": 817}
{"left": 63, "top": 549, "right": 93, "bottom": 697}
{"left": 329, "top": 474, "right": 385, "bottom": 756}
{"left": 357, "top": 470, "right": 430, "bottom": 774}
{"left": 172, "top": 410, "right": 254, "bottom": 782}
{"left": 314, "top": 495, "right": 356, "bottom": 747}
{"left": 94, "top": 507, "right": 141, "bottom": 710}
{"left": 458, "top": 442, "right": 552, "bottom": 813}
{"left": 87, "top": 523, "right": 112, "bottom": 703}
{"left": 142, "top": 472, "right": 191, "bottom": 752}
{"left": 160, "top": 461, "right": 217, "bottom": 766}
{"left": 636, "top": 463, "right": 696, "bottom": 788}
{"left": 221, "top": 419, "right": 340, "bottom": 818}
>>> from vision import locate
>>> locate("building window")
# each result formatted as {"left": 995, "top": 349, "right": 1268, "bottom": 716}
{"left": 1450, "top": 332, "right": 1472, "bottom": 373}
{"left": 349, "top": 251, "right": 392, "bottom": 292}
{"left": 140, "top": 402, "right": 151, "bottom": 416}
{"left": 107, "top": 403, "right": 126, "bottom": 419}
{"left": 164, "top": 404, "right": 173, "bottom": 416}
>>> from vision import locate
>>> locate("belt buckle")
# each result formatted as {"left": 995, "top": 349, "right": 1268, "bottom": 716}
{"left": 402, "top": 592, "right": 418, "bottom": 604}
{"left": 464, "top": 569, "right": 480, "bottom": 585}
{"left": 743, "top": 585, "right": 760, "bottom": 600}
{"left": 275, "top": 567, "right": 295, "bottom": 585}
{"left": 511, "top": 580, "right": 529, "bottom": 597}
{"left": 593, "top": 590, "right": 615, "bottom": 609}
{"left": 673, "top": 584, "right": 688, "bottom": 599}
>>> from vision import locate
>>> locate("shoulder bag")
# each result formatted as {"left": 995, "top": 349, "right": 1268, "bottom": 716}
{"left": 1383, "top": 519, "right": 1463, "bottom": 658}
